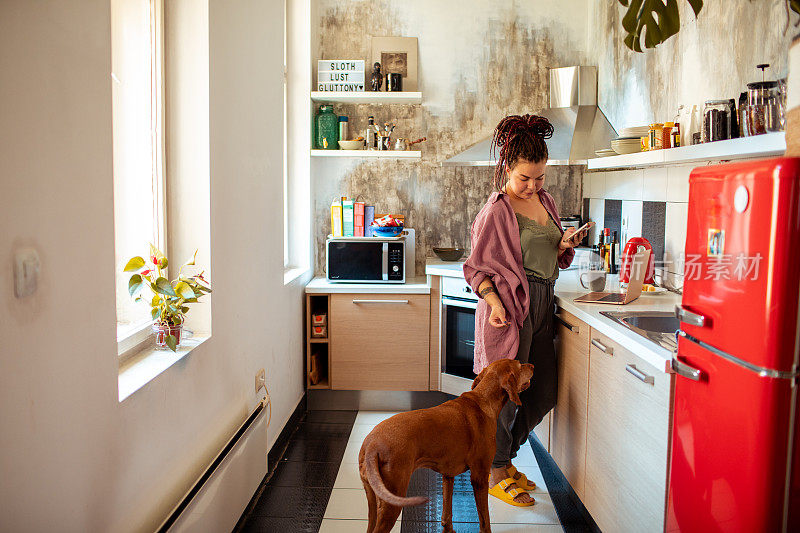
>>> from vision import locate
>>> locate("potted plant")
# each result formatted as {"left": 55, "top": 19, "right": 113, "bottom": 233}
{"left": 124, "top": 245, "right": 211, "bottom": 351}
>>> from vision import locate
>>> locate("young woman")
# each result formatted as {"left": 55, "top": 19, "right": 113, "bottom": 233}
{"left": 463, "top": 114, "right": 587, "bottom": 507}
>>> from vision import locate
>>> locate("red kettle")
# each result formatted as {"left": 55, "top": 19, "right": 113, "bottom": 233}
{"left": 620, "top": 237, "right": 655, "bottom": 284}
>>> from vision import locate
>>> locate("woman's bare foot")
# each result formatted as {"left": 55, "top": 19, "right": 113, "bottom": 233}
{"left": 489, "top": 466, "right": 534, "bottom": 504}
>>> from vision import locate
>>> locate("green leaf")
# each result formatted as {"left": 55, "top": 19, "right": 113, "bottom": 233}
{"left": 184, "top": 249, "right": 198, "bottom": 267}
{"left": 174, "top": 281, "right": 196, "bottom": 300}
{"left": 180, "top": 306, "right": 189, "bottom": 313}
{"left": 151, "top": 294, "right": 161, "bottom": 307}
{"left": 165, "top": 334, "right": 178, "bottom": 352}
{"left": 124, "top": 257, "right": 145, "bottom": 272}
{"left": 182, "top": 297, "right": 199, "bottom": 304}
{"left": 128, "top": 274, "right": 143, "bottom": 296}
{"left": 154, "top": 277, "right": 177, "bottom": 297}
{"left": 158, "top": 257, "right": 168, "bottom": 269}
{"left": 619, "top": 0, "right": 693, "bottom": 53}
{"left": 151, "top": 307, "right": 161, "bottom": 320}
{"left": 686, "top": 0, "right": 703, "bottom": 16}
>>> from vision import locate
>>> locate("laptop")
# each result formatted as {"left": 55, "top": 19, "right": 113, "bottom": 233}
{"left": 573, "top": 249, "right": 651, "bottom": 305}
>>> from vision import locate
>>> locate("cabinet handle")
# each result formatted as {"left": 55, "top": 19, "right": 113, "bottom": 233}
{"left": 554, "top": 314, "right": 579, "bottom": 334}
{"left": 625, "top": 364, "right": 655, "bottom": 385}
{"left": 352, "top": 299, "right": 409, "bottom": 304}
{"left": 590, "top": 338, "right": 613, "bottom": 355}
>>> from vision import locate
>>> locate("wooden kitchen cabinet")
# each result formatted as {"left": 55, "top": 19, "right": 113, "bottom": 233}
{"left": 329, "top": 293, "right": 430, "bottom": 391}
{"left": 584, "top": 330, "right": 673, "bottom": 533}
{"left": 551, "top": 308, "right": 590, "bottom": 499}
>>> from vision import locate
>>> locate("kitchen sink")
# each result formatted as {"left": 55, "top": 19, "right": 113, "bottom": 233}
{"left": 599, "top": 310, "right": 679, "bottom": 352}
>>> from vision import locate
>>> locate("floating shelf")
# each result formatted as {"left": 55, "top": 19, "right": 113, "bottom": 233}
{"left": 311, "top": 149, "right": 421, "bottom": 159}
{"left": 310, "top": 91, "right": 422, "bottom": 104}
{"left": 587, "top": 132, "right": 786, "bottom": 170}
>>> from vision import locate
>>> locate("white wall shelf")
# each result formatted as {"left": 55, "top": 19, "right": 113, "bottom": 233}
{"left": 310, "top": 149, "right": 421, "bottom": 159}
{"left": 310, "top": 91, "right": 423, "bottom": 104}
{"left": 587, "top": 132, "right": 786, "bottom": 170}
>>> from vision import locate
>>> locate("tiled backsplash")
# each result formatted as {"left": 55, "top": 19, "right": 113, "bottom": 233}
{"left": 582, "top": 164, "right": 695, "bottom": 290}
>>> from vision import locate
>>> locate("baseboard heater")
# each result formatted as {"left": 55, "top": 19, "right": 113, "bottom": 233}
{"left": 156, "top": 396, "right": 271, "bottom": 533}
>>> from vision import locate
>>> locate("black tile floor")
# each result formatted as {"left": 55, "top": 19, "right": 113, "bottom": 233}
{"left": 236, "top": 410, "right": 595, "bottom": 532}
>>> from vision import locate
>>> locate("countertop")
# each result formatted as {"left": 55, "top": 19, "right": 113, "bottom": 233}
{"left": 305, "top": 276, "right": 431, "bottom": 294}
{"left": 425, "top": 258, "right": 679, "bottom": 373}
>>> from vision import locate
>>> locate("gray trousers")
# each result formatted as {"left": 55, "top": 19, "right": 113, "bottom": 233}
{"left": 492, "top": 278, "right": 557, "bottom": 468}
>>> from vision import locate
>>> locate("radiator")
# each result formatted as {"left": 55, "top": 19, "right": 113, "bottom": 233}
{"left": 156, "top": 396, "right": 271, "bottom": 533}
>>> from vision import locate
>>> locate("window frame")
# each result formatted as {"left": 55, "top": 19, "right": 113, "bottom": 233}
{"left": 114, "top": 0, "right": 168, "bottom": 358}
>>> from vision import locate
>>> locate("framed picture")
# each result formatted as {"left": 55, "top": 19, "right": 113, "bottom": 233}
{"left": 370, "top": 36, "right": 418, "bottom": 92}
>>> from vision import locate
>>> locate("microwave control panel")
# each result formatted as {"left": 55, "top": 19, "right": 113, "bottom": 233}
{"left": 388, "top": 242, "right": 404, "bottom": 281}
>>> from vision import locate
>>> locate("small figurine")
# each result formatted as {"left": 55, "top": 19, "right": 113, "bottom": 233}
{"left": 370, "top": 62, "right": 383, "bottom": 91}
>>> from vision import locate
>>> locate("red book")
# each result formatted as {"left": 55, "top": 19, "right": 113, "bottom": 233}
{"left": 354, "top": 202, "right": 365, "bottom": 237}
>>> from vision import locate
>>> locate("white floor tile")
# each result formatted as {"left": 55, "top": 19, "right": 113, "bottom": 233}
{"left": 476, "top": 525, "right": 563, "bottom": 533}
{"left": 342, "top": 436, "right": 365, "bottom": 464}
{"left": 319, "top": 518, "right": 401, "bottom": 532}
{"left": 324, "top": 488, "right": 405, "bottom": 522}
{"left": 487, "top": 491, "right": 560, "bottom": 525}
{"left": 333, "top": 461, "right": 364, "bottom": 489}
{"left": 347, "top": 423, "right": 377, "bottom": 443}
{"left": 354, "top": 411, "right": 401, "bottom": 425}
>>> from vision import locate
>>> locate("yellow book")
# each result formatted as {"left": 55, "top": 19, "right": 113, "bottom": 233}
{"left": 330, "top": 201, "right": 343, "bottom": 237}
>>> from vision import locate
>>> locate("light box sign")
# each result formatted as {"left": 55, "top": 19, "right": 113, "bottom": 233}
{"left": 317, "top": 60, "right": 365, "bottom": 92}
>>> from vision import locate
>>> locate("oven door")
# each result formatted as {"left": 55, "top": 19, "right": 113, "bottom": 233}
{"left": 440, "top": 295, "right": 477, "bottom": 395}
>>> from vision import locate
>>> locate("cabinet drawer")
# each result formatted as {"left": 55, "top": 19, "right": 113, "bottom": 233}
{"left": 585, "top": 330, "right": 672, "bottom": 533}
{"left": 330, "top": 294, "right": 430, "bottom": 391}
{"left": 554, "top": 308, "right": 589, "bottom": 354}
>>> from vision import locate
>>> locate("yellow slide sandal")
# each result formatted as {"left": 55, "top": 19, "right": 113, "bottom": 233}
{"left": 507, "top": 465, "right": 536, "bottom": 491}
{"left": 488, "top": 478, "right": 536, "bottom": 507}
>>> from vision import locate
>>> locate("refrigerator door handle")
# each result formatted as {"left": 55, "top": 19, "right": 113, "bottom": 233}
{"left": 671, "top": 356, "right": 704, "bottom": 381}
{"left": 675, "top": 305, "right": 707, "bottom": 327}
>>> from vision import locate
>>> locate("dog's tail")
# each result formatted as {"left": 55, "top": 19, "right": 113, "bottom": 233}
{"left": 363, "top": 449, "right": 428, "bottom": 507}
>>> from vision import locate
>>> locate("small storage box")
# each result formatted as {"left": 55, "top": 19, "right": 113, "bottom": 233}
{"left": 311, "top": 325, "right": 327, "bottom": 338}
{"left": 312, "top": 313, "right": 327, "bottom": 326}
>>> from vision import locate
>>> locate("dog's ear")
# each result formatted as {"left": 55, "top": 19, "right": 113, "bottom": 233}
{"left": 501, "top": 370, "right": 522, "bottom": 405}
{"left": 471, "top": 368, "right": 487, "bottom": 390}
{"left": 517, "top": 363, "right": 535, "bottom": 392}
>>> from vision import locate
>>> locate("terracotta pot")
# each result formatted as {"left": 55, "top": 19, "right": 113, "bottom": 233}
{"left": 153, "top": 323, "right": 183, "bottom": 349}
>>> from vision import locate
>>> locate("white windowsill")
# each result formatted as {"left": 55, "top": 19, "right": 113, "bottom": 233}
{"left": 284, "top": 265, "right": 308, "bottom": 285}
{"left": 118, "top": 334, "right": 210, "bottom": 402}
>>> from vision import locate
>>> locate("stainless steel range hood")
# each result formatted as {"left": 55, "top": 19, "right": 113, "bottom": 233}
{"left": 441, "top": 66, "right": 617, "bottom": 166}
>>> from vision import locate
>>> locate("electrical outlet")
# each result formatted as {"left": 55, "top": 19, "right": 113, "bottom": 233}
{"left": 255, "top": 368, "right": 266, "bottom": 393}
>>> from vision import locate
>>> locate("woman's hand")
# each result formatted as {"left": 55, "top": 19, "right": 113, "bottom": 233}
{"left": 489, "top": 303, "right": 510, "bottom": 328}
{"left": 559, "top": 226, "right": 588, "bottom": 251}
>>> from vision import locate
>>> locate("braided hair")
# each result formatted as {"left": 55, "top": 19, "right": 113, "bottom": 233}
{"left": 490, "top": 114, "right": 554, "bottom": 191}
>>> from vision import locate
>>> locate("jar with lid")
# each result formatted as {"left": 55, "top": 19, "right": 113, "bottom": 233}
{"left": 662, "top": 122, "right": 674, "bottom": 149}
{"left": 746, "top": 64, "right": 779, "bottom": 135}
{"left": 648, "top": 123, "right": 664, "bottom": 150}
{"left": 703, "top": 100, "right": 730, "bottom": 143}
{"left": 315, "top": 105, "right": 339, "bottom": 149}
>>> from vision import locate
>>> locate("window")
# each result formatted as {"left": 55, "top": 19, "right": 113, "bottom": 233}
{"left": 111, "top": 0, "right": 165, "bottom": 353}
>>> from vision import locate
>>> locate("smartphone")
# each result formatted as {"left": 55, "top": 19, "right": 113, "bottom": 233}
{"left": 574, "top": 221, "right": 593, "bottom": 235}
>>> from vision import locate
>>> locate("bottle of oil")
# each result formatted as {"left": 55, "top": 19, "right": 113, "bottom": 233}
{"left": 603, "top": 228, "right": 611, "bottom": 272}
{"left": 610, "top": 231, "right": 619, "bottom": 274}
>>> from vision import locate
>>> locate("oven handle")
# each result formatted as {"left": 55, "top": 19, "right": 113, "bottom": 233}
{"left": 441, "top": 296, "right": 478, "bottom": 310}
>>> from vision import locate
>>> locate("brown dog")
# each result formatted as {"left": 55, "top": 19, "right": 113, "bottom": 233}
{"left": 358, "top": 359, "right": 535, "bottom": 533}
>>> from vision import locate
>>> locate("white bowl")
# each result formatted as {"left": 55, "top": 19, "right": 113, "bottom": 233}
{"left": 338, "top": 139, "right": 364, "bottom": 150}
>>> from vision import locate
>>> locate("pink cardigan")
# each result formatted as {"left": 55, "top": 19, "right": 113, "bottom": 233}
{"left": 463, "top": 190, "right": 574, "bottom": 374}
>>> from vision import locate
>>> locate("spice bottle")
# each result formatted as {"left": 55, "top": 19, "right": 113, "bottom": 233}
{"left": 338, "top": 116, "right": 349, "bottom": 143}
{"left": 672, "top": 122, "right": 681, "bottom": 147}
{"left": 365, "top": 116, "right": 376, "bottom": 150}
{"left": 662, "top": 122, "right": 674, "bottom": 149}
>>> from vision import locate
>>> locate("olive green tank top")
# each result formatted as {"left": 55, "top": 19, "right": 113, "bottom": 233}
{"left": 516, "top": 213, "right": 561, "bottom": 280}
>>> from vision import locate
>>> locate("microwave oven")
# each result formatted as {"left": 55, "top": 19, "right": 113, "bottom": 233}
{"left": 326, "top": 230, "right": 415, "bottom": 283}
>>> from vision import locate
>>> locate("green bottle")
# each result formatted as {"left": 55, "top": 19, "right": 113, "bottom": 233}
{"left": 315, "top": 104, "right": 339, "bottom": 149}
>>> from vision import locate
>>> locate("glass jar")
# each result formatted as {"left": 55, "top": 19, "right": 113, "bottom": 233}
{"left": 661, "top": 122, "right": 674, "bottom": 149}
{"left": 703, "top": 100, "right": 730, "bottom": 142}
{"left": 315, "top": 104, "right": 339, "bottom": 149}
{"left": 648, "top": 123, "right": 664, "bottom": 150}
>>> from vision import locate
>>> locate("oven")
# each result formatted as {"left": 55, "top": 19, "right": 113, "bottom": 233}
{"left": 439, "top": 276, "right": 479, "bottom": 395}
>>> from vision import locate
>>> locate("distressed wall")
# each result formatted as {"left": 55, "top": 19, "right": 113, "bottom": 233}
{"left": 312, "top": 0, "right": 589, "bottom": 275}
{"left": 589, "top": 1, "right": 795, "bottom": 130}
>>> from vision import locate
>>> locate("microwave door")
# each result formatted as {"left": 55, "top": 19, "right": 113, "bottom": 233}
{"left": 327, "top": 241, "right": 382, "bottom": 281}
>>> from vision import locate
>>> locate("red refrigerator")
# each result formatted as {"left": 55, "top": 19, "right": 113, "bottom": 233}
{"left": 668, "top": 158, "right": 800, "bottom": 532}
